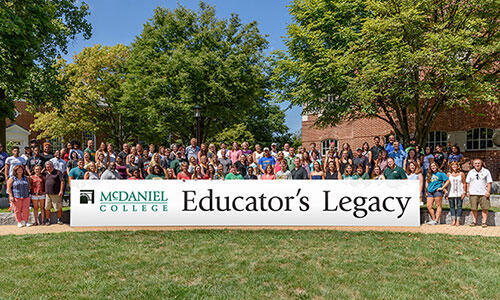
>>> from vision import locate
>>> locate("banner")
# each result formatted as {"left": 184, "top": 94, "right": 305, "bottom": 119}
{"left": 70, "top": 180, "right": 420, "bottom": 227}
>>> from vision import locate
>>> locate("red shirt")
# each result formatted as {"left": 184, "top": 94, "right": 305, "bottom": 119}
{"left": 30, "top": 175, "right": 45, "bottom": 195}
{"left": 177, "top": 172, "right": 191, "bottom": 180}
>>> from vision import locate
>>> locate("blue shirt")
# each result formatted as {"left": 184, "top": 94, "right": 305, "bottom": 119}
{"left": 0, "top": 151, "right": 8, "bottom": 169}
{"left": 448, "top": 153, "right": 463, "bottom": 162}
{"left": 258, "top": 156, "right": 276, "bottom": 171}
{"left": 423, "top": 154, "right": 434, "bottom": 170}
{"left": 385, "top": 142, "right": 404, "bottom": 153}
{"left": 427, "top": 171, "right": 448, "bottom": 193}
{"left": 389, "top": 149, "right": 407, "bottom": 168}
{"left": 185, "top": 145, "right": 200, "bottom": 161}
{"left": 69, "top": 167, "right": 86, "bottom": 180}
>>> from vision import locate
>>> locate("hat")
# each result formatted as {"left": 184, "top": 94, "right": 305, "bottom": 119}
{"left": 263, "top": 147, "right": 270, "bottom": 151}
{"left": 356, "top": 147, "right": 362, "bottom": 151}
{"left": 271, "top": 143, "right": 277, "bottom": 146}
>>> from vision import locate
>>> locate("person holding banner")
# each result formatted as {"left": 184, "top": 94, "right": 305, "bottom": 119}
{"left": 425, "top": 162, "right": 450, "bottom": 225}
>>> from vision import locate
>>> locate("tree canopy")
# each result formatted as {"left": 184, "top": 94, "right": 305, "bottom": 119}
{"left": 123, "top": 2, "right": 288, "bottom": 145}
{"left": 31, "top": 44, "right": 134, "bottom": 146}
{"left": 272, "top": 0, "right": 499, "bottom": 145}
{"left": 0, "top": 0, "right": 92, "bottom": 145}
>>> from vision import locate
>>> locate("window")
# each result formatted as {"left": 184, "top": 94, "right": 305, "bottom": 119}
{"left": 321, "top": 139, "right": 338, "bottom": 156}
{"left": 466, "top": 128, "right": 493, "bottom": 150}
{"left": 426, "top": 131, "right": 448, "bottom": 150}
{"left": 82, "top": 131, "right": 96, "bottom": 147}
{"left": 47, "top": 137, "right": 64, "bottom": 151}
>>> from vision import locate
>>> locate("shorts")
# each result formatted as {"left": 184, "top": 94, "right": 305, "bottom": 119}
{"left": 426, "top": 190, "right": 444, "bottom": 198}
{"left": 31, "top": 195, "right": 46, "bottom": 201}
{"left": 45, "top": 194, "right": 62, "bottom": 211}
{"left": 470, "top": 195, "right": 490, "bottom": 210}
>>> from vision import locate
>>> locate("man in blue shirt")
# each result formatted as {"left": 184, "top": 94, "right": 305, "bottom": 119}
{"left": 185, "top": 138, "right": 200, "bottom": 162}
{"left": 385, "top": 134, "right": 404, "bottom": 153}
{"left": 388, "top": 141, "right": 407, "bottom": 168}
{"left": 258, "top": 147, "right": 276, "bottom": 174}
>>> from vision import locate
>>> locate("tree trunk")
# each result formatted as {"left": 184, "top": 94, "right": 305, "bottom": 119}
{"left": 0, "top": 88, "right": 7, "bottom": 146}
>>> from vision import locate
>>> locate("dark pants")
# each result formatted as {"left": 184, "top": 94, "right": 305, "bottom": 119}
{"left": 449, "top": 197, "right": 463, "bottom": 218}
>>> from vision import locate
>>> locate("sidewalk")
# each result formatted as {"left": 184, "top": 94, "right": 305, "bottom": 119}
{"left": 0, "top": 224, "right": 499, "bottom": 237}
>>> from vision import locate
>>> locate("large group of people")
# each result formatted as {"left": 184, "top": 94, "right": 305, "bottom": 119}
{"left": 0, "top": 134, "right": 494, "bottom": 228}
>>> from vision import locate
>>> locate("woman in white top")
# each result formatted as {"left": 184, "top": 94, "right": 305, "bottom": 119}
{"left": 446, "top": 161, "right": 466, "bottom": 226}
{"left": 84, "top": 162, "right": 99, "bottom": 180}
{"left": 405, "top": 161, "right": 424, "bottom": 204}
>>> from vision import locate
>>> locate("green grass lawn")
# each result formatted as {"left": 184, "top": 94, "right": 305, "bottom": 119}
{"left": 0, "top": 230, "right": 499, "bottom": 299}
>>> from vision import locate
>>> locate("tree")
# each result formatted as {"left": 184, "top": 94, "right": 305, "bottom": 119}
{"left": 0, "top": 0, "right": 92, "bottom": 145}
{"left": 211, "top": 123, "right": 255, "bottom": 146}
{"left": 31, "top": 44, "right": 134, "bottom": 146}
{"left": 123, "top": 2, "right": 287, "bottom": 144}
{"left": 272, "top": 0, "right": 499, "bottom": 146}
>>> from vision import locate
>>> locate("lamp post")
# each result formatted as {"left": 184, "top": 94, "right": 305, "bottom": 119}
{"left": 194, "top": 105, "right": 201, "bottom": 143}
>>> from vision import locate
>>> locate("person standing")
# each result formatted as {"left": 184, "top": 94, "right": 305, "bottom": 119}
{"left": 370, "top": 136, "right": 384, "bottom": 162}
{"left": 50, "top": 150, "right": 67, "bottom": 174}
{"left": 291, "top": 157, "right": 308, "bottom": 180}
{"left": 186, "top": 138, "right": 200, "bottom": 162}
{"left": 7, "top": 165, "right": 32, "bottom": 227}
{"left": 4, "top": 146, "right": 27, "bottom": 179}
{"left": 446, "top": 162, "right": 466, "bottom": 226}
{"left": 406, "top": 161, "right": 424, "bottom": 204}
{"left": 68, "top": 159, "right": 86, "bottom": 187}
{"left": 466, "top": 159, "right": 493, "bottom": 227}
{"left": 40, "top": 142, "right": 54, "bottom": 166}
{"left": 218, "top": 149, "right": 232, "bottom": 175}
{"left": 30, "top": 165, "right": 46, "bottom": 226}
{"left": 258, "top": 148, "right": 276, "bottom": 174}
{"left": 433, "top": 144, "right": 448, "bottom": 172}
{"left": 44, "top": 161, "right": 65, "bottom": 225}
{"left": 228, "top": 142, "right": 242, "bottom": 164}
{"left": 84, "top": 139, "right": 96, "bottom": 161}
{"left": 425, "top": 162, "right": 450, "bottom": 225}
{"left": 100, "top": 162, "right": 122, "bottom": 180}
{"left": 118, "top": 143, "right": 130, "bottom": 161}
{"left": 388, "top": 141, "right": 407, "bottom": 168}
{"left": 27, "top": 146, "right": 43, "bottom": 175}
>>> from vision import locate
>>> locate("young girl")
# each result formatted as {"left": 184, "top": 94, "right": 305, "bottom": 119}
{"left": 30, "top": 165, "right": 45, "bottom": 226}
{"left": 425, "top": 162, "right": 450, "bottom": 225}
{"left": 446, "top": 162, "right": 466, "bottom": 226}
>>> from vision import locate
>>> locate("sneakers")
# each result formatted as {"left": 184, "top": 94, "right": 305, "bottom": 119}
{"left": 25, "top": 223, "right": 32, "bottom": 227}
{"left": 21, "top": 220, "right": 26, "bottom": 227}
{"left": 17, "top": 222, "right": 23, "bottom": 228}
{"left": 44, "top": 220, "right": 51, "bottom": 226}
{"left": 57, "top": 218, "right": 63, "bottom": 225}
{"left": 426, "top": 220, "right": 437, "bottom": 225}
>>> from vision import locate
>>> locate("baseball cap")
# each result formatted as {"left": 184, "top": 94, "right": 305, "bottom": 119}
{"left": 264, "top": 147, "right": 270, "bottom": 151}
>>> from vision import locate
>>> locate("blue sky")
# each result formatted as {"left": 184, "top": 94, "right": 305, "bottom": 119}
{"left": 64, "top": 0, "right": 302, "bottom": 133}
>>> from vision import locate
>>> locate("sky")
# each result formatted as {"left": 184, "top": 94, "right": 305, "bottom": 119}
{"left": 64, "top": 0, "right": 302, "bottom": 133}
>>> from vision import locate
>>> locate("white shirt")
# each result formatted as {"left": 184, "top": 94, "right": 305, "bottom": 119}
{"left": 5, "top": 156, "right": 27, "bottom": 177}
{"left": 50, "top": 157, "right": 67, "bottom": 173}
{"left": 466, "top": 168, "right": 492, "bottom": 195}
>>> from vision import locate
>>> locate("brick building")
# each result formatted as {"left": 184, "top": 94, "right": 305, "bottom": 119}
{"left": 302, "top": 103, "right": 500, "bottom": 180}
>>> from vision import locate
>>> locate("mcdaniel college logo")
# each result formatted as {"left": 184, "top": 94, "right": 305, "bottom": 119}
{"left": 80, "top": 190, "right": 95, "bottom": 204}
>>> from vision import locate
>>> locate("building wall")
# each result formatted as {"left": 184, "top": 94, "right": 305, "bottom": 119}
{"left": 302, "top": 103, "right": 500, "bottom": 180}
{"left": 6, "top": 101, "right": 37, "bottom": 141}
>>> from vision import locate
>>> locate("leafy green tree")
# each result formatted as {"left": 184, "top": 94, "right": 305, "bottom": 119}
{"left": 31, "top": 44, "right": 134, "bottom": 146}
{"left": 123, "top": 2, "right": 287, "bottom": 144}
{"left": 211, "top": 123, "right": 255, "bottom": 146}
{"left": 272, "top": 0, "right": 499, "bottom": 145}
{"left": 0, "top": 0, "right": 92, "bottom": 145}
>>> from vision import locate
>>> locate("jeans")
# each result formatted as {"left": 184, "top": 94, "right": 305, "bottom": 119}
{"left": 449, "top": 197, "right": 463, "bottom": 218}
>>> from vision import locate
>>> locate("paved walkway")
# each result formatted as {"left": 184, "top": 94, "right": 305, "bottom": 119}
{"left": 0, "top": 224, "right": 499, "bottom": 237}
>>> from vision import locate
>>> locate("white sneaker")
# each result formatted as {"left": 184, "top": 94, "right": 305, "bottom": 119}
{"left": 25, "top": 223, "right": 32, "bottom": 227}
{"left": 17, "top": 222, "right": 23, "bottom": 228}
{"left": 21, "top": 220, "right": 26, "bottom": 227}
{"left": 426, "top": 220, "right": 435, "bottom": 225}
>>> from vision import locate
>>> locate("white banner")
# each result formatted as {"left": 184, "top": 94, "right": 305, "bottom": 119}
{"left": 70, "top": 180, "right": 420, "bottom": 227}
